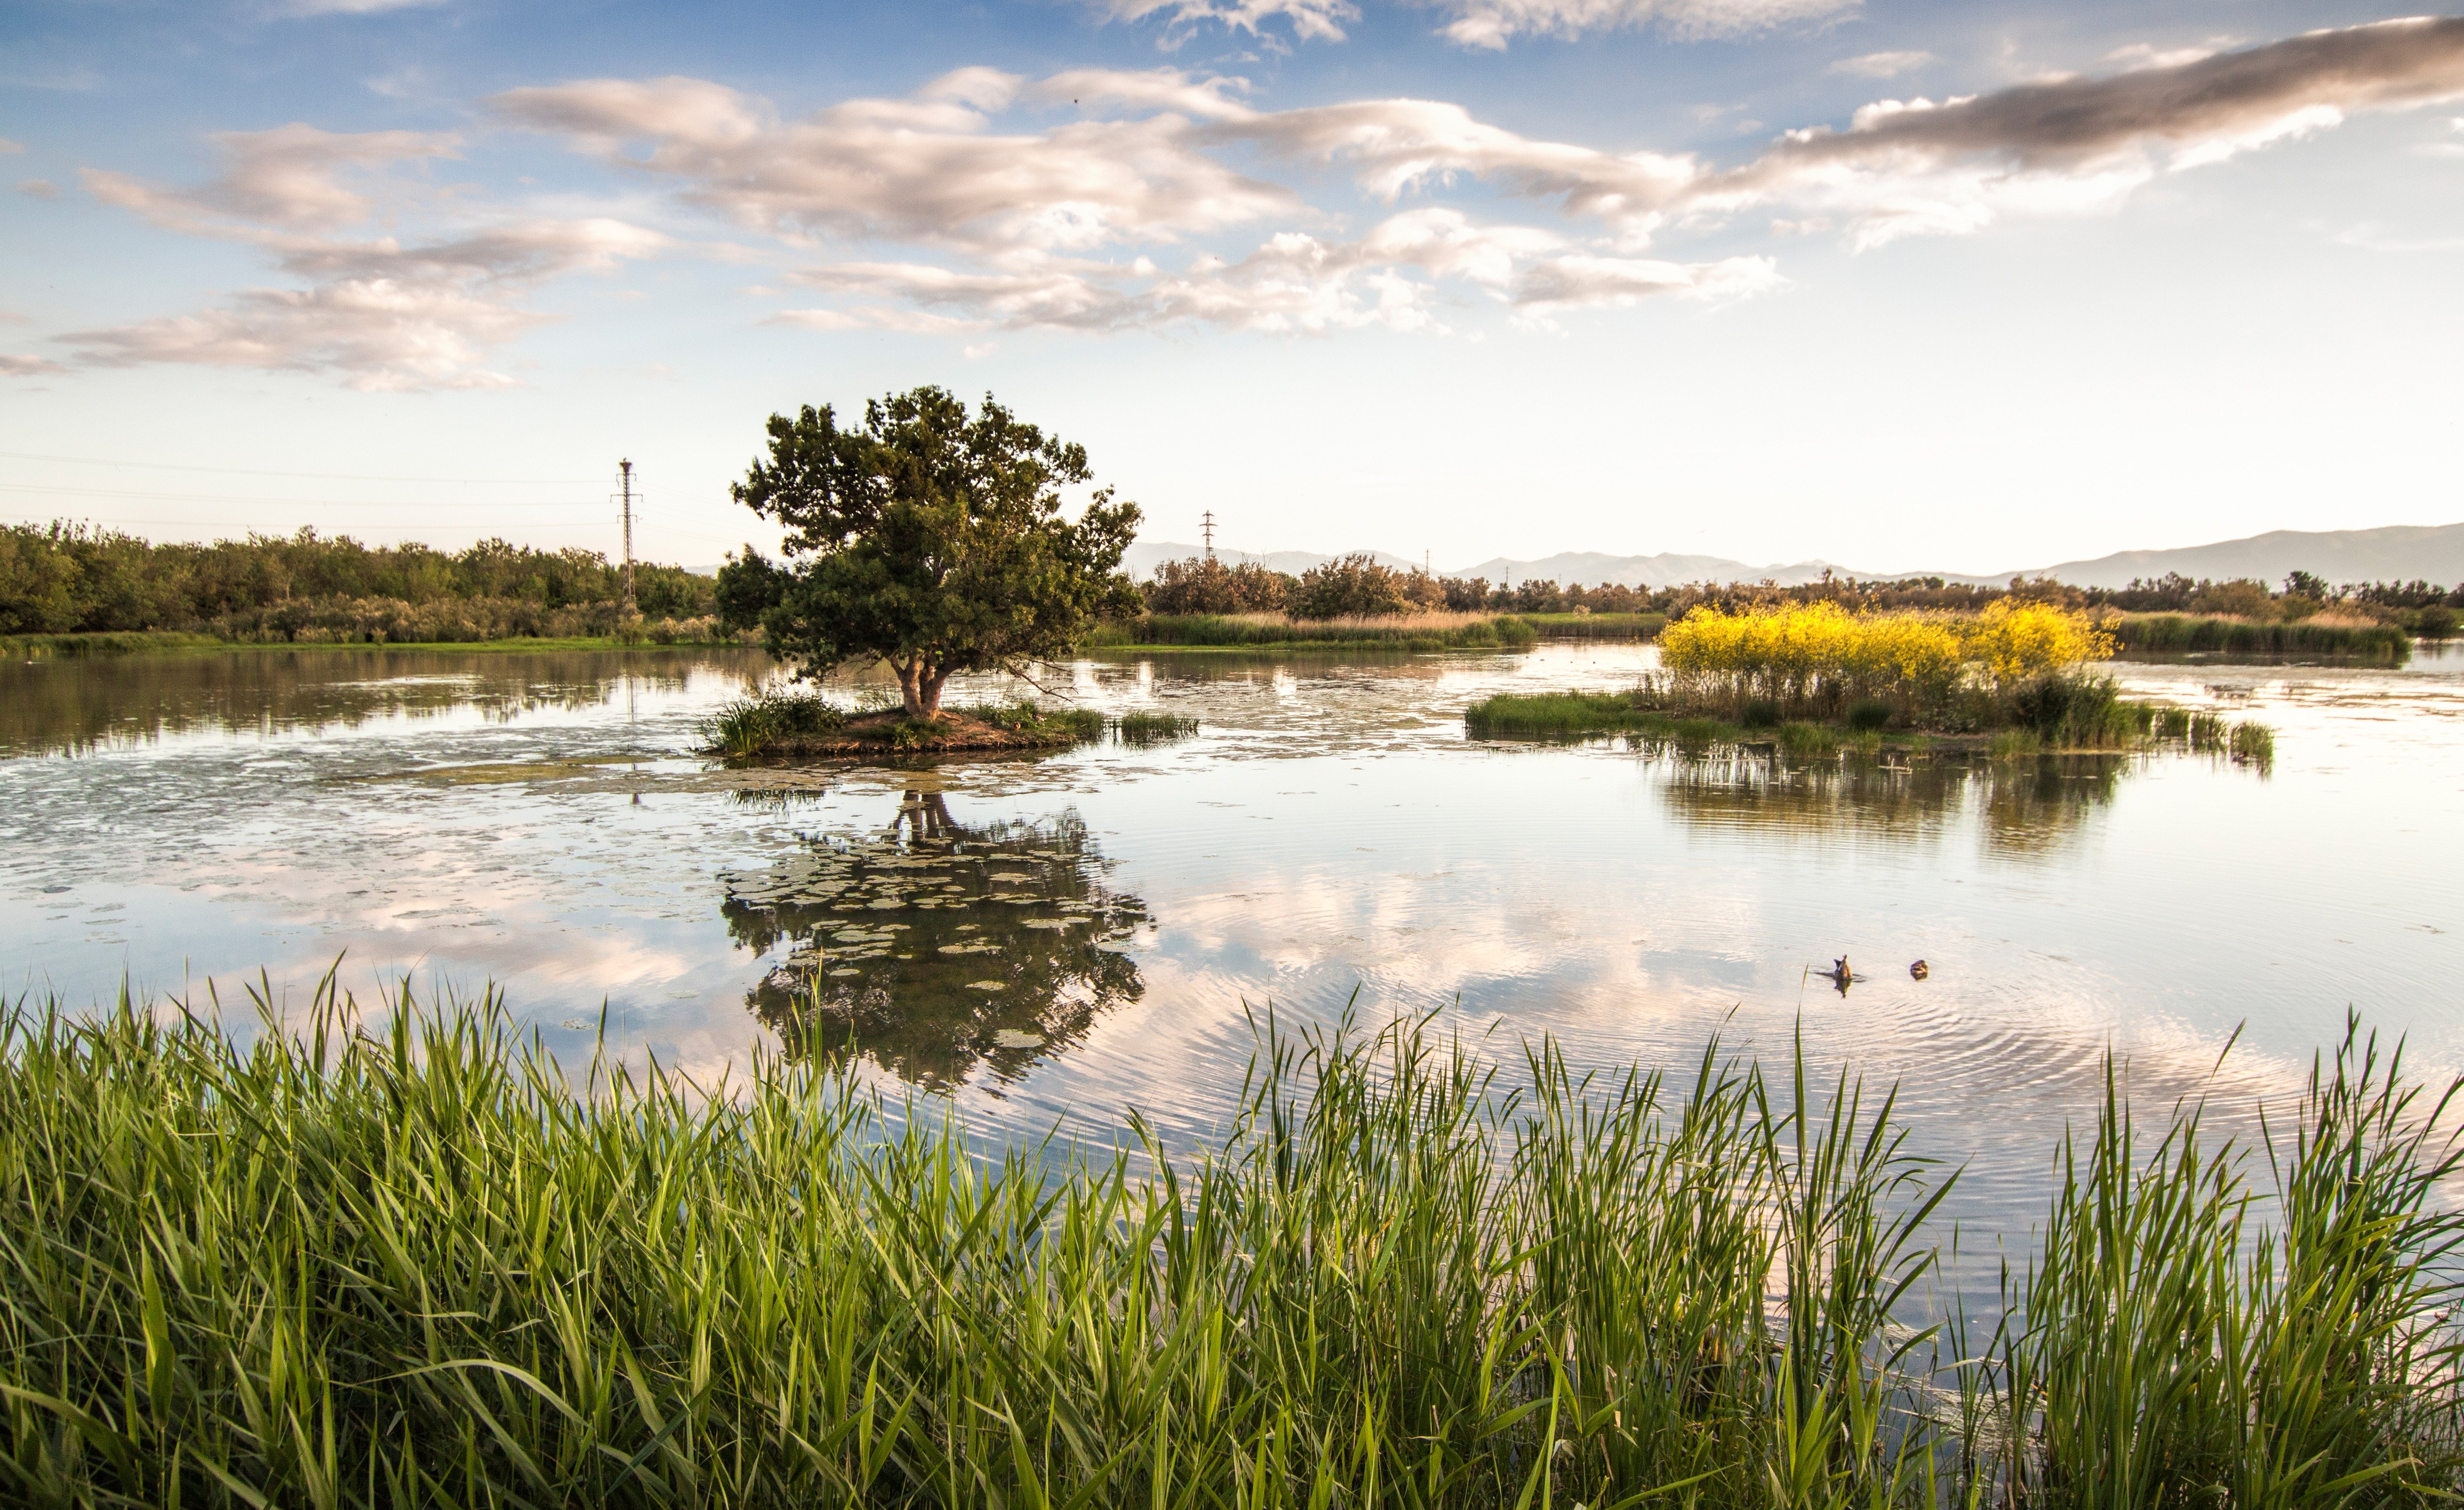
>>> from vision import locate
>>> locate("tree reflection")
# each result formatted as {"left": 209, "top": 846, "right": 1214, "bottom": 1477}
{"left": 721, "top": 790, "right": 1146, "bottom": 1087}
{"left": 0, "top": 647, "right": 767, "bottom": 757}
{"left": 1659, "top": 751, "right": 2126, "bottom": 856}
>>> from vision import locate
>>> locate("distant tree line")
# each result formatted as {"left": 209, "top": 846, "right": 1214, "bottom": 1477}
{"left": 1136, "top": 554, "right": 2463, "bottom": 635}
{"left": 1, "top": 522, "right": 723, "bottom": 641}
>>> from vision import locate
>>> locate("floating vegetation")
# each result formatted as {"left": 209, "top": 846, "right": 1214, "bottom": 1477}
{"left": 2229, "top": 720, "right": 2276, "bottom": 767}
{"left": 720, "top": 790, "right": 1145, "bottom": 1085}
{"left": 1111, "top": 708, "right": 1200, "bottom": 744}
{"left": 0, "top": 994, "right": 2455, "bottom": 1507}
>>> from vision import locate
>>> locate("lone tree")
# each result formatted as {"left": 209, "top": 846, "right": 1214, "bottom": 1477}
{"left": 716, "top": 386, "right": 1141, "bottom": 718}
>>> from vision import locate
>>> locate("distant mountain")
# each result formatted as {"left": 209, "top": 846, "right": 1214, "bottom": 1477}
{"left": 1992, "top": 524, "right": 2464, "bottom": 591}
{"left": 1445, "top": 551, "right": 1864, "bottom": 589}
{"left": 1125, "top": 522, "right": 2464, "bottom": 592}
{"left": 1124, "top": 541, "right": 1420, "bottom": 580}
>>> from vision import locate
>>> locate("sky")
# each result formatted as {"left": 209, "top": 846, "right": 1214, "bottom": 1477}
{"left": 3, "top": 0, "right": 2461, "bottom": 575}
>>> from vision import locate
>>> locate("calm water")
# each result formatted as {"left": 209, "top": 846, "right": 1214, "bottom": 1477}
{"left": 5, "top": 641, "right": 2462, "bottom": 1281}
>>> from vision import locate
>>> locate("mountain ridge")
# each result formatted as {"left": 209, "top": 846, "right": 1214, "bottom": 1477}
{"left": 1126, "top": 523, "right": 2464, "bottom": 592}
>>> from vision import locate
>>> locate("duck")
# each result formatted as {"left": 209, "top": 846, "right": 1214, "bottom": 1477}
{"left": 1910, "top": 959, "right": 1930, "bottom": 980}
{"left": 1823, "top": 956, "right": 1855, "bottom": 994}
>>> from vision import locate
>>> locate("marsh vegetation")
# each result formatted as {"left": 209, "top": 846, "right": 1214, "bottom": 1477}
{"left": 1086, "top": 610, "right": 1539, "bottom": 652}
{"left": 702, "top": 689, "right": 1190, "bottom": 759}
{"left": 1468, "top": 602, "right": 2276, "bottom": 760}
{"left": 0, "top": 989, "right": 2454, "bottom": 1508}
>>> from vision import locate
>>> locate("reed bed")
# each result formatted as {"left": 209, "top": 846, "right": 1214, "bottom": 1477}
{"left": 1112, "top": 709, "right": 1201, "bottom": 744}
{"left": 2, "top": 983, "right": 2457, "bottom": 1508}
{"left": 1087, "top": 612, "right": 1538, "bottom": 651}
{"left": 2110, "top": 614, "right": 2414, "bottom": 663}
{"left": 1518, "top": 612, "right": 1667, "bottom": 642}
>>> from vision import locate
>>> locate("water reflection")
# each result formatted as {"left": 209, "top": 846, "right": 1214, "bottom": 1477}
{"left": 0, "top": 647, "right": 774, "bottom": 757}
{"left": 1659, "top": 751, "right": 2126, "bottom": 855}
{"left": 722, "top": 791, "right": 1148, "bottom": 1087}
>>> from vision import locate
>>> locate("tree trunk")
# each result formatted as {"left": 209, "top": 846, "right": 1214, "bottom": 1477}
{"left": 895, "top": 655, "right": 925, "bottom": 718}
{"left": 917, "top": 667, "right": 949, "bottom": 718}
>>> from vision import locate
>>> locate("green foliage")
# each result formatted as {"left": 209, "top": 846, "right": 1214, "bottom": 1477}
{"left": 719, "top": 387, "right": 1141, "bottom": 717}
{"left": 2111, "top": 614, "right": 2412, "bottom": 663}
{"left": 1463, "top": 688, "right": 1662, "bottom": 738}
{"left": 3, "top": 985, "right": 2454, "bottom": 1507}
{"left": 958, "top": 698, "right": 1106, "bottom": 743}
{"left": 1288, "top": 553, "right": 1444, "bottom": 619}
{"left": 1141, "top": 556, "right": 1292, "bottom": 614}
{"left": 1742, "top": 699, "right": 1783, "bottom": 729}
{"left": 2412, "top": 604, "right": 2458, "bottom": 639}
{"left": 1846, "top": 698, "right": 1893, "bottom": 732}
{"left": 0, "top": 522, "right": 718, "bottom": 639}
{"left": 1980, "top": 1020, "right": 2463, "bottom": 1508}
{"left": 703, "top": 691, "right": 846, "bottom": 758}
{"left": 2230, "top": 721, "right": 2276, "bottom": 767}
{"left": 1111, "top": 709, "right": 1199, "bottom": 743}
{"left": 1088, "top": 612, "right": 1536, "bottom": 651}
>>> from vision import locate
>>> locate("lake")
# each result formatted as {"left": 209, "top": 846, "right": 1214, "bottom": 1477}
{"left": 5, "top": 640, "right": 2461, "bottom": 1292}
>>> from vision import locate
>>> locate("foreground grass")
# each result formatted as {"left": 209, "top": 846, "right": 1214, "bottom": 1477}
{"left": 1087, "top": 612, "right": 1538, "bottom": 652}
{"left": 1, "top": 984, "right": 2456, "bottom": 1508}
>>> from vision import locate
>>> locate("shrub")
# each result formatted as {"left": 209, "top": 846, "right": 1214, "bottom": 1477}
{"left": 1740, "top": 698, "right": 1781, "bottom": 728}
{"left": 1290, "top": 554, "right": 1444, "bottom": 619}
{"left": 1142, "top": 557, "right": 1294, "bottom": 614}
{"left": 1846, "top": 697, "right": 1892, "bottom": 732}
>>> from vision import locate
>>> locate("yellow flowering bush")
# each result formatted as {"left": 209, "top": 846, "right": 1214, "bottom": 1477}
{"left": 1658, "top": 600, "right": 2112, "bottom": 718}
{"left": 1961, "top": 599, "right": 2116, "bottom": 684}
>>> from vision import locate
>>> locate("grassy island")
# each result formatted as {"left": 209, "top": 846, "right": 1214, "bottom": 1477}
{"left": 1467, "top": 602, "right": 2277, "bottom": 758}
{"left": 704, "top": 691, "right": 1193, "bottom": 759}
{"left": 0, "top": 988, "right": 2454, "bottom": 1507}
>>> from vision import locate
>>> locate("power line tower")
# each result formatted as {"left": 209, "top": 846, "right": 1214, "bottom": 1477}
{"left": 618, "top": 459, "right": 637, "bottom": 614}
{"left": 1200, "top": 510, "right": 1216, "bottom": 561}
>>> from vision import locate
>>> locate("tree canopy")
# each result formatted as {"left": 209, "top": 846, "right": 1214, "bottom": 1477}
{"left": 715, "top": 386, "right": 1141, "bottom": 717}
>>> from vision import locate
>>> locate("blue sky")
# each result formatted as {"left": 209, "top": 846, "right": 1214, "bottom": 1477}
{"left": 4, "top": 0, "right": 2460, "bottom": 574}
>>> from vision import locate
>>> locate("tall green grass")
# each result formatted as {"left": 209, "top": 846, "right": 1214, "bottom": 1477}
{"left": 1518, "top": 612, "right": 1667, "bottom": 642}
{"left": 0, "top": 984, "right": 2454, "bottom": 1507}
{"left": 2112, "top": 615, "right": 2413, "bottom": 664}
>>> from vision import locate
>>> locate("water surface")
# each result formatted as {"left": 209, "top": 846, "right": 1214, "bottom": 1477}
{"left": 5, "top": 641, "right": 2461, "bottom": 1285}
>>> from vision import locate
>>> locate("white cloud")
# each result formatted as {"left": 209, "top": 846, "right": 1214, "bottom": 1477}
{"left": 62, "top": 280, "right": 539, "bottom": 389}
{"left": 492, "top": 71, "right": 1294, "bottom": 255}
{"left": 18, "top": 179, "right": 59, "bottom": 200}
{"left": 73, "top": 130, "right": 662, "bottom": 388}
{"left": 1094, "top": 0, "right": 1359, "bottom": 46}
{"left": 0, "top": 139, "right": 21, "bottom": 154}
{"left": 1219, "top": 97, "right": 1696, "bottom": 238}
{"left": 84, "top": 124, "right": 461, "bottom": 238}
{"left": 1511, "top": 251, "right": 1784, "bottom": 312}
{"left": 1828, "top": 51, "right": 1935, "bottom": 79}
{"left": 774, "top": 209, "right": 1758, "bottom": 336}
{"left": 1, "top": 354, "right": 66, "bottom": 377}
{"left": 1702, "top": 16, "right": 2464, "bottom": 247}
{"left": 2102, "top": 41, "right": 2225, "bottom": 73}
{"left": 1413, "top": 0, "right": 1855, "bottom": 50}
